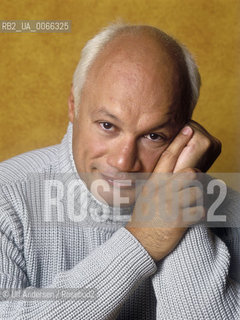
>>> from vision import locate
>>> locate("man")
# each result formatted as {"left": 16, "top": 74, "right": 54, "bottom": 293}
{"left": 0, "top": 23, "right": 239, "bottom": 319}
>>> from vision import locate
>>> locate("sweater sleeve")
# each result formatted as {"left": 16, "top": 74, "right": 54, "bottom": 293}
{"left": 0, "top": 200, "right": 157, "bottom": 320}
{"left": 152, "top": 223, "right": 240, "bottom": 319}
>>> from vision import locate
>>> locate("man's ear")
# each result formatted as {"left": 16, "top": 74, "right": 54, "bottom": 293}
{"left": 68, "top": 85, "right": 75, "bottom": 123}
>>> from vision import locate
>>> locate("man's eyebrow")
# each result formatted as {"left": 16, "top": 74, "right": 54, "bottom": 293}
{"left": 92, "top": 107, "right": 174, "bottom": 131}
{"left": 146, "top": 119, "right": 173, "bottom": 132}
{"left": 92, "top": 108, "right": 123, "bottom": 123}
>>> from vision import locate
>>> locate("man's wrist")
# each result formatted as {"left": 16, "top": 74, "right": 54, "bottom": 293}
{"left": 125, "top": 225, "right": 159, "bottom": 262}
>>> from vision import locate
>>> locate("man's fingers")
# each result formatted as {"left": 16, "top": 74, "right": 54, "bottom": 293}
{"left": 178, "top": 186, "right": 203, "bottom": 208}
{"left": 173, "top": 121, "right": 222, "bottom": 173}
{"left": 182, "top": 206, "right": 206, "bottom": 225}
{"left": 154, "top": 126, "right": 193, "bottom": 173}
{"left": 173, "top": 144, "right": 199, "bottom": 173}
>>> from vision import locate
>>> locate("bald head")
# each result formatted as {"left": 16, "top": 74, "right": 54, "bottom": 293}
{"left": 73, "top": 23, "right": 200, "bottom": 124}
{"left": 83, "top": 32, "right": 183, "bottom": 123}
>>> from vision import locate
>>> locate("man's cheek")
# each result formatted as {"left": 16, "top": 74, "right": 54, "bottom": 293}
{"left": 87, "top": 137, "right": 109, "bottom": 159}
{"left": 142, "top": 149, "right": 166, "bottom": 172}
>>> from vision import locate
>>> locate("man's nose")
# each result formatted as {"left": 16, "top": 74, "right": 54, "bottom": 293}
{"left": 106, "top": 138, "right": 141, "bottom": 172}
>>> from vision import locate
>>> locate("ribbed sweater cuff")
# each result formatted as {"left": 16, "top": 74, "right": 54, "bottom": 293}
{"left": 55, "top": 227, "right": 157, "bottom": 289}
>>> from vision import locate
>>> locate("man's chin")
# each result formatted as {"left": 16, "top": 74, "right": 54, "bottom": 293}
{"left": 80, "top": 171, "right": 144, "bottom": 207}
{"left": 89, "top": 179, "right": 137, "bottom": 208}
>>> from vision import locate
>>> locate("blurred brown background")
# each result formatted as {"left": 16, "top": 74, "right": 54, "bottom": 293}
{"left": 0, "top": 0, "right": 239, "bottom": 172}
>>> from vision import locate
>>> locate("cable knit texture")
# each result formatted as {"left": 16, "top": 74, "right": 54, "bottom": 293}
{"left": 0, "top": 123, "right": 239, "bottom": 319}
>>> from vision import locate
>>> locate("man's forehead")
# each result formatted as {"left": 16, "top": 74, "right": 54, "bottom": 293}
{"left": 90, "top": 104, "right": 177, "bottom": 131}
{"left": 85, "top": 38, "right": 180, "bottom": 105}
{"left": 80, "top": 31, "right": 183, "bottom": 128}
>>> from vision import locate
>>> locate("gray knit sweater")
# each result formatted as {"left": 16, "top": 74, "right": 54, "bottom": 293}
{"left": 0, "top": 123, "right": 239, "bottom": 319}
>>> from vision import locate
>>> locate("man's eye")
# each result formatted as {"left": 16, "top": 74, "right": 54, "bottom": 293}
{"left": 144, "top": 133, "right": 165, "bottom": 141}
{"left": 99, "top": 122, "right": 114, "bottom": 131}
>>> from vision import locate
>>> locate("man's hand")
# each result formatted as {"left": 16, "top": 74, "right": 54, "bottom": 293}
{"left": 173, "top": 120, "right": 221, "bottom": 173}
{"left": 126, "top": 122, "right": 221, "bottom": 262}
{"left": 126, "top": 126, "right": 204, "bottom": 261}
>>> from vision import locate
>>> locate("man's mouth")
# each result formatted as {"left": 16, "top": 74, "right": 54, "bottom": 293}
{"left": 100, "top": 173, "right": 135, "bottom": 189}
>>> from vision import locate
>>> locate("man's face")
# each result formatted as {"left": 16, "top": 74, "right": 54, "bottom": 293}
{"left": 70, "top": 34, "right": 182, "bottom": 206}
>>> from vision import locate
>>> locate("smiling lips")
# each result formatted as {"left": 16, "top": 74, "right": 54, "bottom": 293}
{"left": 100, "top": 173, "right": 135, "bottom": 188}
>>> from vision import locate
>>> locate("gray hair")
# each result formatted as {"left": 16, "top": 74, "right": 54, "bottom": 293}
{"left": 72, "top": 22, "right": 201, "bottom": 119}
